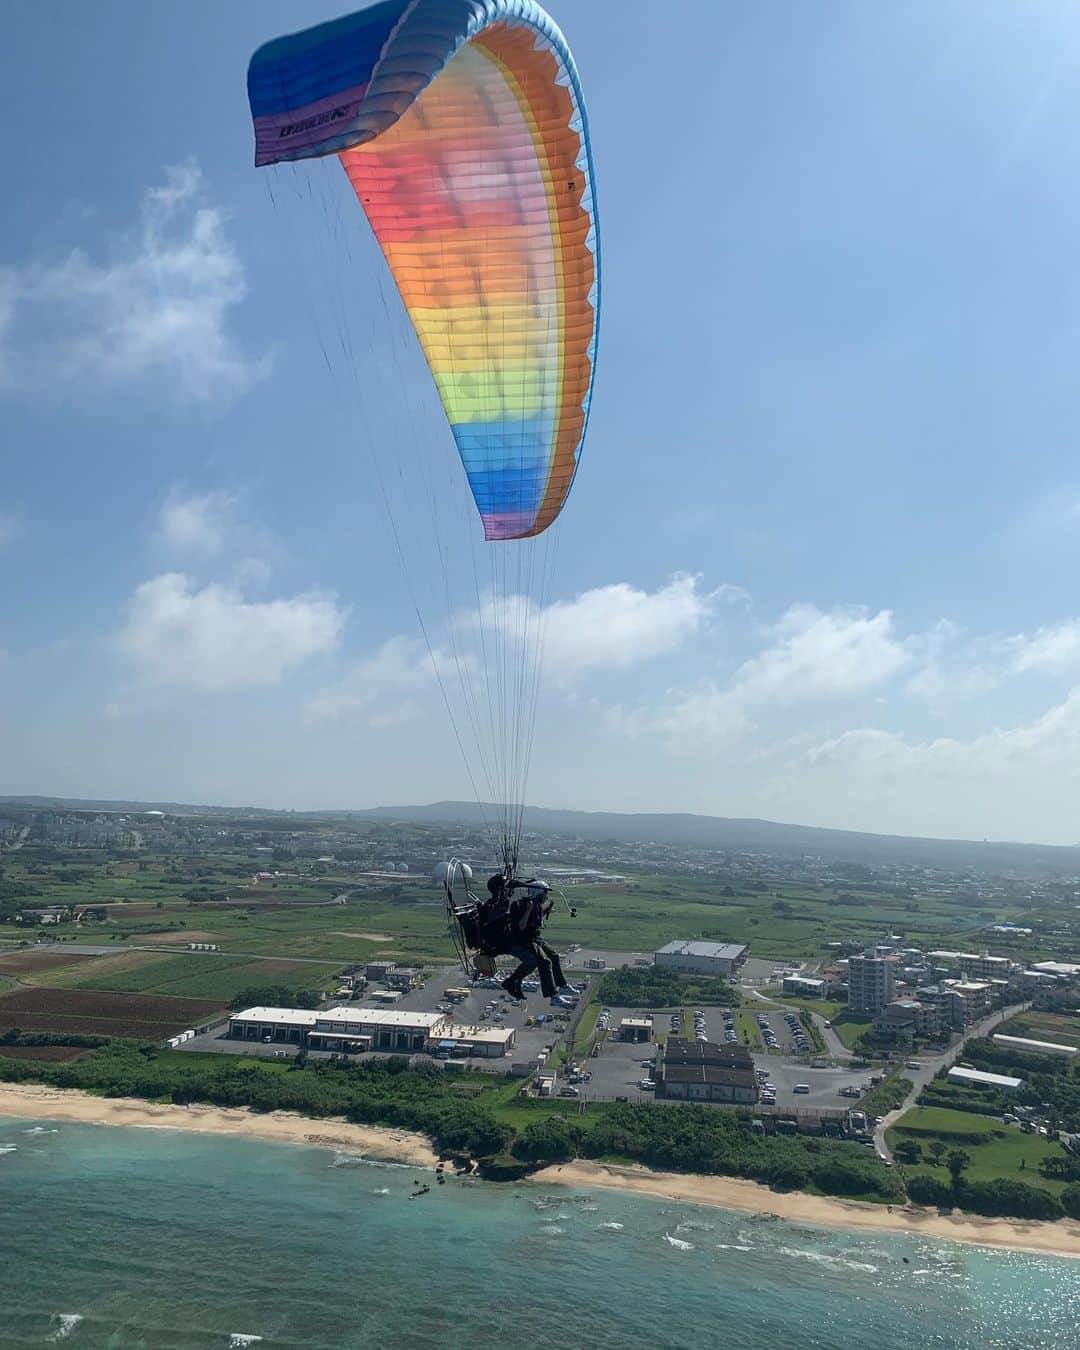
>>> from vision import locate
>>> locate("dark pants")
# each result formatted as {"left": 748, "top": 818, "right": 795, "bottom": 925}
{"left": 506, "top": 941, "right": 566, "bottom": 996}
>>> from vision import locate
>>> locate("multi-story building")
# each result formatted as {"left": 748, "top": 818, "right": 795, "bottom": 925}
{"left": 847, "top": 953, "right": 895, "bottom": 1014}
{"left": 872, "top": 998, "right": 939, "bottom": 1044}
{"left": 943, "top": 980, "right": 992, "bottom": 1024}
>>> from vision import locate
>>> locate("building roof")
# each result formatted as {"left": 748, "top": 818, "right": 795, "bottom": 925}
{"left": 993, "top": 1034, "right": 1077, "bottom": 1057}
{"left": 947, "top": 1066, "right": 1023, "bottom": 1089}
{"left": 620, "top": 1017, "right": 653, "bottom": 1028}
{"left": 655, "top": 940, "right": 747, "bottom": 961}
{"left": 664, "top": 1038, "right": 753, "bottom": 1067}
{"left": 1033, "top": 961, "right": 1080, "bottom": 978}
{"left": 230, "top": 1007, "right": 320, "bottom": 1026}
{"left": 447, "top": 1025, "right": 515, "bottom": 1044}
{"left": 315, "top": 1007, "right": 448, "bottom": 1029}
{"left": 663, "top": 1064, "right": 757, "bottom": 1089}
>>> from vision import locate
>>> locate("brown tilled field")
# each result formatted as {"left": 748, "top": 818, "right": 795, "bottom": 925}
{"left": 0, "top": 988, "right": 222, "bottom": 1039}
{"left": 0, "top": 951, "right": 95, "bottom": 975}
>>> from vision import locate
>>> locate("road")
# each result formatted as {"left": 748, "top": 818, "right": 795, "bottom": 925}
{"left": 873, "top": 1002, "right": 1025, "bottom": 1160}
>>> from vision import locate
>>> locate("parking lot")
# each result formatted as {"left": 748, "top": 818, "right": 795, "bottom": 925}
{"left": 182, "top": 964, "right": 591, "bottom": 1073}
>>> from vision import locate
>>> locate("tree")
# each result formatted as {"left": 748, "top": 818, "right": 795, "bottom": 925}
{"left": 927, "top": 1139, "right": 947, "bottom": 1166}
{"left": 946, "top": 1150, "right": 971, "bottom": 1188}
{"left": 907, "top": 1174, "right": 952, "bottom": 1208}
{"left": 893, "top": 1139, "right": 923, "bottom": 1165}
{"left": 1062, "top": 1184, "right": 1080, "bottom": 1220}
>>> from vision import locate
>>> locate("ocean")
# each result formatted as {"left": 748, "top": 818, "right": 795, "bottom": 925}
{"left": 1, "top": 1116, "right": 1077, "bottom": 1349}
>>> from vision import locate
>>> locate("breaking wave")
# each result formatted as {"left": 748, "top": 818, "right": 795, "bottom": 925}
{"left": 50, "top": 1314, "right": 83, "bottom": 1340}
{"left": 779, "top": 1246, "right": 878, "bottom": 1274}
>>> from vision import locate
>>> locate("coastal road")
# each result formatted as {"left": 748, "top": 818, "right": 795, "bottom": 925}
{"left": 873, "top": 1002, "right": 1025, "bottom": 1160}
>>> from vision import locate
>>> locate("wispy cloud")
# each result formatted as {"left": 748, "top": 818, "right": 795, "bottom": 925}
{"left": 304, "top": 636, "right": 437, "bottom": 727}
{"left": 156, "top": 489, "right": 238, "bottom": 558}
{"left": 0, "top": 161, "right": 268, "bottom": 402}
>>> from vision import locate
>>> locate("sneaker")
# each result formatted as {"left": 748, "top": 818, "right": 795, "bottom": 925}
{"left": 500, "top": 977, "right": 523, "bottom": 1000}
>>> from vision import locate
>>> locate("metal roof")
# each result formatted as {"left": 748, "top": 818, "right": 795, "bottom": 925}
{"left": 947, "top": 1066, "right": 1023, "bottom": 1089}
{"left": 229, "top": 1007, "right": 319, "bottom": 1026}
{"left": 315, "top": 1007, "right": 448, "bottom": 1029}
{"left": 655, "top": 940, "right": 747, "bottom": 960}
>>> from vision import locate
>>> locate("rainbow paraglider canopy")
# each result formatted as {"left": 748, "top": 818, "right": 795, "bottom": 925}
{"left": 248, "top": 0, "right": 599, "bottom": 542}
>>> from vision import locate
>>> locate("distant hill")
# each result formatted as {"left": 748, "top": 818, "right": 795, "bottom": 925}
{"left": 349, "top": 801, "right": 1080, "bottom": 875}
{"left": 2, "top": 794, "right": 1078, "bottom": 875}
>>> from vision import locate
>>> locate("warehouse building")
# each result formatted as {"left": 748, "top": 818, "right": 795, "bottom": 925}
{"left": 654, "top": 940, "right": 748, "bottom": 978}
{"left": 657, "top": 1039, "right": 757, "bottom": 1103}
{"left": 307, "top": 1008, "right": 449, "bottom": 1054}
{"left": 432, "top": 1025, "right": 516, "bottom": 1058}
{"left": 947, "top": 1066, "right": 1023, "bottom": 1091}
{"left": 993, "top": 1033, "right": 1077, "bottom": 1058}
{"left": 228, "top": 1007, "right": 319, "bottom": 1044}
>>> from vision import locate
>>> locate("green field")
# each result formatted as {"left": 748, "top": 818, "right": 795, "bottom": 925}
{"left": 2, "top": 836, "right": 1048, "bottom": 969}
{"left": 996, "top": 1010, "right": 1080, "bottom": 1049}
{"left": 887, "top": 1105, "right": 1070, "bottom": 1194}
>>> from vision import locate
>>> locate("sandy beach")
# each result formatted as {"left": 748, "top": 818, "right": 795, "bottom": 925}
{"left": 4, "top": 1081, "right": 1078, "bottom": 1258}
{"left": 532, "top": 1160, "right": 1080, "bottom": 1259}
{"left": 0, "top": 1081, "right": 438, "bottom": 1167}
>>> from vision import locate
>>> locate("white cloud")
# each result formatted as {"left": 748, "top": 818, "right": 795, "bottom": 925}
{"left": 802, "top": 688, "right": 1080, "bottom": 794}
{"left": 157, "top": 489, "right": 237, "bottom": 558}
{"left": 116, "top": 572, "right": 344, "bottom": 692}
{"left": 733, "top": 604, "right": 908, "bottom": 703}
{"left": 1, "top": 161, "right": 267, "bottom": 401}
{"left": 483, "top": 573, "right": 716, "bottom": 682}
{"left": 1008, "top": 620, "right": 1080, "bottom": 676}
{"left": 304, "top": 636, "right": 436, "bottom": 727}
{"left": 613, "top": 602, "right": 910, "bottom": 755}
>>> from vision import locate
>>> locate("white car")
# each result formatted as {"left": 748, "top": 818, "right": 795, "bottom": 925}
{"left": 638, "top": 1079, "right": 656, "bottom": 1090}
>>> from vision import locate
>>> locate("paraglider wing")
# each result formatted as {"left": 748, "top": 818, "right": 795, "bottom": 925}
{"left": 248, "top": 0, "right": 599, "bottom": 541}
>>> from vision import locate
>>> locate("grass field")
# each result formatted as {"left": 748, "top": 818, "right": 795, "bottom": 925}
{"left": 2, "top": 840, "right": 1045, "bottom": 968}
{"left": 996, "top": 1009, "right": 1080, "bottom": 1049}
{"left": 887, "top": 1104, "right": 1069, "bottom": 1194}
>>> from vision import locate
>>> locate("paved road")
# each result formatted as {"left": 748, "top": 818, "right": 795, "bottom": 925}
{"left": 873, "top": 1002, "right": 1025, "bottom": 1160}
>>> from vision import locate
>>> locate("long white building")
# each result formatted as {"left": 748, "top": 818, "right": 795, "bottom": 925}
{"left": 654, "top": 940, "right": 748, "bottom": 978}
{"left": 307, "top": 1008, "right": 450, "bottom": 1054}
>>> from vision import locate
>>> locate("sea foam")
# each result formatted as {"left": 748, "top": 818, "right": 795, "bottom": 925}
{"left": 50, "top": 1314, "right": 83, "bottom": 1340}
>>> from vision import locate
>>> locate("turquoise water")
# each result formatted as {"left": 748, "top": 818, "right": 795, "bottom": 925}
{"left": 1, "top": 1117, "right": 1078, "bottom": 1349}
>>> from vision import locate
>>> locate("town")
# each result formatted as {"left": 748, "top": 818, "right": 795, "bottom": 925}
{"left": 1, "top": 799, "right": 1078, "bottom": 1222}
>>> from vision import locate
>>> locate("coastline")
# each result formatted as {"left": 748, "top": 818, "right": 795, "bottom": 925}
{"left": 0, "top": 1081, "right": 438, "bottom": 1167}
{"left": 4, "top": 1080, "right": 1078, "bottom": 1259}
{"left": 532, "top": 1160, "right": 1080, "bottom": 1259}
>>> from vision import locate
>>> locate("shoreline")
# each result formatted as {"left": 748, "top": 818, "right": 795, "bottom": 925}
{"left": 531, "top": 1160, "right": 1080, "bottom": 1259}
{"left": 4, "top": 1082, "right": 1078, "bottom": 1259}
{"left": 0, "top": 1082, "right": 438, "bottom": 1167}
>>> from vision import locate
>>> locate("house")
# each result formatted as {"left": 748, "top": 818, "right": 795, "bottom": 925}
{"left": 872, "top": 999, "right": 939, "bottom": 1044}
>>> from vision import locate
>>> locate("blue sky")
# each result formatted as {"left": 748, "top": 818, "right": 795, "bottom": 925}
{"left": 5, "top": 1, "right": 1080, "bottom": 843}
